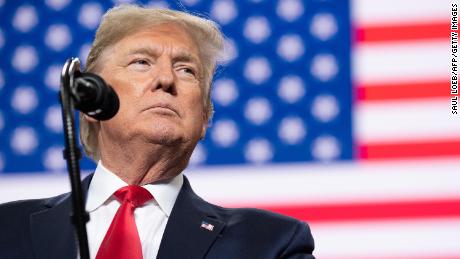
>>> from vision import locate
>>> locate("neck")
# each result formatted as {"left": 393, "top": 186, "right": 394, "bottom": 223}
{"left": 98, "top": 138, "right": 193, "bottom": 185}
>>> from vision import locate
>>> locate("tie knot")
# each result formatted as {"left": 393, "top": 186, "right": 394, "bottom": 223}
{"left": 114, "top": 185, "right": 153, "bottom": 208}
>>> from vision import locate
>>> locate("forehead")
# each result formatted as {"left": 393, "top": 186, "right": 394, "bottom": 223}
{"left": 114, "top": 23, "right": 200, "bottom": 57}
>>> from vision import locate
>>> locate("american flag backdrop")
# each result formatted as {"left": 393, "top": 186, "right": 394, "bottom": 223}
{"left": 0, "top": 0, "right": 459, "bottom": 258}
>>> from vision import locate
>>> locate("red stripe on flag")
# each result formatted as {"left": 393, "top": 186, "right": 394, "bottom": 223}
{"left": 356, "top": 22, "right": 450, "bottom": 42}
{"left": 358, "top": 139, "right": 460, "bottom": 160}
{"left": 260, "top": 199, "right": 460, "bottom": 223}
{"left": 356, "top": 80, "right": 450, "bottom": 101}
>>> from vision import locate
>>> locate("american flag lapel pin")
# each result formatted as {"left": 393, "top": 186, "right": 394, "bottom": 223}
{"left": 200, "top": 220, "right": 214, "bottom": 231}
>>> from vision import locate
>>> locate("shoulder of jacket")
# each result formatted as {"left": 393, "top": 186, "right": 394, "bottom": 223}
{"left": 0, "top": 191, "right": 71, "bottom": 213}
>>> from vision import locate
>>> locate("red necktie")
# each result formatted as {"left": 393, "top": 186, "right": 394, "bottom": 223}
{"left": 95, "top": 185, "right": 153, "bottom": 259}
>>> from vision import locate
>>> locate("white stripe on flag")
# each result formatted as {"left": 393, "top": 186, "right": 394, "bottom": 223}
{"left": 1, "top": 159, "right": 460, "bottom": 205}
{"left": 353, "top": 40, "right": 449, "bottom": 84}
{"left": 186, "top": 160, "right": 460, "bottom": 206}
{"left": 353, "top": 0, "right": 449, "bottom": 25}
{"left": 313, "top": 218, "right": 460, "bottom": 259}
{"left": 354, "top": 99, "right": 460, "bottom": 143}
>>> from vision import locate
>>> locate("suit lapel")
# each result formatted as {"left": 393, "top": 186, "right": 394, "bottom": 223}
{"left": 30, "top": 175, "right": 93, "bottom": 259}
{"left": 28, "top": 174, "right": 222, "bottom": 259}
{"left": 157, "top": 176, "right": 225, "bottom": 259}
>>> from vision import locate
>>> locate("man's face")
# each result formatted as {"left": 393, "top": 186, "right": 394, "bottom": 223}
{"left": 95, "top": 23, "right": 207, "bottom": 148}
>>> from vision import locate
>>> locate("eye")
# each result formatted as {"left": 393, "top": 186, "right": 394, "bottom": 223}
{"left": 132, "top": 59, "right": 150, "bottom": 66}
{"left": 180, "top": 67, "right": 195, "bottom": 75}
{"left": 176, "top": 66, "right": 197, "bottom": 78}
{"left": 128, "top": 58, "right": 151, "bottom": 71}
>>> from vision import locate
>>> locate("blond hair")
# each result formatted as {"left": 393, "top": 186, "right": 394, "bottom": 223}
{"left": 80, "top": 4, "right": 224, "bottom": 161}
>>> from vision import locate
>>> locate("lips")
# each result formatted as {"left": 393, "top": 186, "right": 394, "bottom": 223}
{"left": 144, "top": 103, "right": 180, "bottom": 117}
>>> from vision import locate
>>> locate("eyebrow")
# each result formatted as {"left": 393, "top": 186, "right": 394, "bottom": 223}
{"left": 127, "top": 46, "right": 201, "bottom": 67}
{"left": 127, "top": 46, "right": 159, "bottom": 57}
{"left": 171, "top": 50, "right": 201, "bottom": 67}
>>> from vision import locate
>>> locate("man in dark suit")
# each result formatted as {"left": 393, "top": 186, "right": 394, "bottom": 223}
{"left": 0, "top": 5, "right": 314, "bottom": 259}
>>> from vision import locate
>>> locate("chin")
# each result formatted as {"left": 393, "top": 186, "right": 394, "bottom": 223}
{"left": 149, "top": 134, "right": 183, "bottom": 146}
{"left": 144, "top": 124, "right": 184, "bottom": 145}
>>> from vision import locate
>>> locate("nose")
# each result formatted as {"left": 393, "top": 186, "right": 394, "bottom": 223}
{"left": 152, "top": 59, "right": 176, "bottom": 94}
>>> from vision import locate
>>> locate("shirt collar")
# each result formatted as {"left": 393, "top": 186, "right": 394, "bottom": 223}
{"left": 86, "top": 161, "right": 183, "bottom": 217}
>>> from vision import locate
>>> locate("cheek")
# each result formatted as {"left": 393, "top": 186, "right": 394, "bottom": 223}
{"left": 185, "top": 87, "right": 205, "bottom": 113}
{"left": 189, "top": 94, "right": 206, "bottom": 123}
{"left": 110, "top": 76, "right": 145, "bottom": 104}
{"left": 188, "top": 83, "right": 205, "bottom": 102}
{"left": 102, "top": 66, "right": 143, "bottom": 94}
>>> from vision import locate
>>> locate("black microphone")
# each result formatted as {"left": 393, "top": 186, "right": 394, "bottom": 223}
{"left": 71, "top": 72, "right": 119, "bottom": 121}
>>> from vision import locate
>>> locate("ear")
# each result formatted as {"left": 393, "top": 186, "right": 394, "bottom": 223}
{"left": 200, "top": 112, "right": 209, "bottom": 140}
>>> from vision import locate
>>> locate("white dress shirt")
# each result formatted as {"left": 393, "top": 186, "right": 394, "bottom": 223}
{"left": 85, "top": 161, "right": 183, "bottom": 259}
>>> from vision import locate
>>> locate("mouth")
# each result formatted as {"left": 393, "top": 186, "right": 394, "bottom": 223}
{"left": 144, "top": 103, "right": 180, "bottom": 117}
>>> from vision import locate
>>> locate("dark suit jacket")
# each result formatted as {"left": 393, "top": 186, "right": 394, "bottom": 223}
{"left": 0, "top": 175, "right": 315, "bottom": 259}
